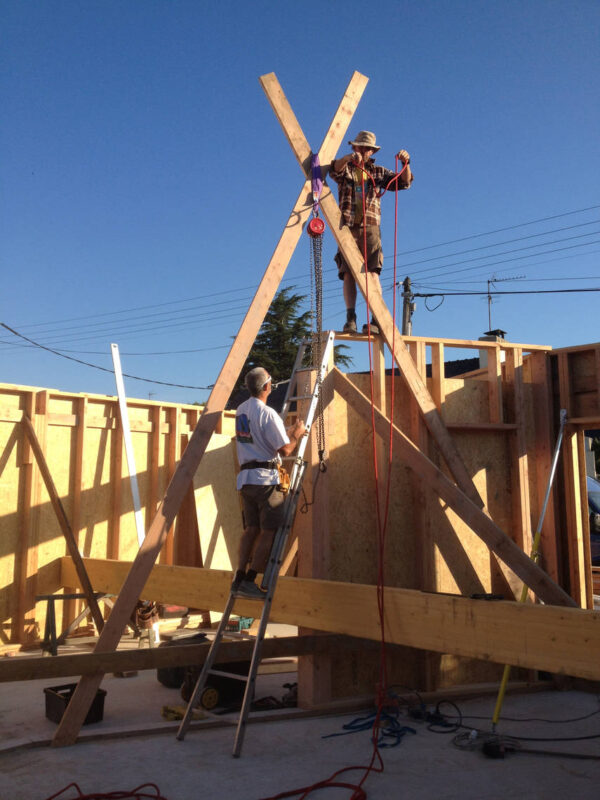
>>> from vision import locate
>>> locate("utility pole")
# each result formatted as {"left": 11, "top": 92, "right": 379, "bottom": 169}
{"left": 401, "top": 276, "right": 414, "bottom": 335}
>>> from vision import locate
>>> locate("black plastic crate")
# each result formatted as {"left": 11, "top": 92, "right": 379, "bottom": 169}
{"left": 44, "top": 683, "right": 107, "bottom": 725}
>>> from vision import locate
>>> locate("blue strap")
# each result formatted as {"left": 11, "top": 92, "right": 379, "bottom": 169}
{"left": 311, "top": 153, "right": 323, "bottom": 214}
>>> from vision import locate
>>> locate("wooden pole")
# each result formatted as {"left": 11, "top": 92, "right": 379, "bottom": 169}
{"left": 51, "top": 71, "right": 369, "bottom": 747}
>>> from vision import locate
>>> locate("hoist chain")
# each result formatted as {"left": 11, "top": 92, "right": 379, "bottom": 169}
{"left": 309, "top": 227, "right": 326, "bottom": 469}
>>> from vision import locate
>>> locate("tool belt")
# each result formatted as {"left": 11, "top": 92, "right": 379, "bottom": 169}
{"left": 240, "top": 460, "right": 278, "bottom": 470}
{"left": 239, "top": 460, "right": 290, "bottom": 495}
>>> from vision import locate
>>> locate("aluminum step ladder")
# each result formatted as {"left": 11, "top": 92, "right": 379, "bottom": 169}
{"left": 176, "top": 331, "right": 335, "bottom": 756}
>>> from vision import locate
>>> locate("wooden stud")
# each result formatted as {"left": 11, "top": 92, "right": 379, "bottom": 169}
{"left": 15, "top": 391, "right": 36, "bottom": 643}
{"left": 487, "top": 346, "right": 503, "bottom": 424}
{"left": 558, "top": 352, "right": 572, "bottom": 418}
{"left": 525, "top": 352, "right": 559, "bottom": 583}
{"left": 430, "top": 342, "right": 445, "bottom": 413}
{"left": 297, "top": 349, "right": 336, "bottom": 707}
{"left": 576, "top": 429, "right": 594, "bottom": 609}
{"left": 505, "top": 348, "right": 532, "bottom": 557}
{"left": 64, "top": 396, "right": 87, "bottom": 629}
{"left": 108, "top": 400, "right": 122, "bottom": 561}
{"left": 408, "top": 342, "right": 437, "bottom": 690}
{"left": 562, "top": 427, "right": 585, "bottom": 606}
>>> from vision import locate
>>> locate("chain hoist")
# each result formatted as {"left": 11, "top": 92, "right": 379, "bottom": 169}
{"left": 307, "top": 154, "right": 327, "bottom": 472}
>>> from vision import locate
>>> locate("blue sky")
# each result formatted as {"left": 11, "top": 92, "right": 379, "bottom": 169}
{"left": 2, "top": 1, "right": 599, "bottom": 404}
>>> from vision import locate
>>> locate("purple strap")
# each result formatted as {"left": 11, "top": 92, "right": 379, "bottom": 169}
{"left": 311, "top": 154, "right": 322, "bottom": 214}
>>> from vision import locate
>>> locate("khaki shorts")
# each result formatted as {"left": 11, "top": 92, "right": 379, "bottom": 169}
{"left": 240, "top": 484, "right": 285, "bottom": 530}
{"left": 335, "top": 224, "right": 383, "bottom": 279}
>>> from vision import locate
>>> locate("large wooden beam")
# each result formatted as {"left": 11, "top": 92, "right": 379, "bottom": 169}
{"left": 0, "top": 634, "right": 364, "bottom": 683}
{"left": 332, "top": 369, "right": 576, "bottom": 608}
{"left": 61, "top": 558, "right": 600, "bottom": 681}
{"left": 260, "top": 72, "right": 485, "bottom": 509}
{"left": 52, "top": 71, "right": 369, "bottom": 747}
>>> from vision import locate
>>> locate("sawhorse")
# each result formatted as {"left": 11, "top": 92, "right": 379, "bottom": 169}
{"left": 36, "top": 593, "right": 114, "bottom": 656}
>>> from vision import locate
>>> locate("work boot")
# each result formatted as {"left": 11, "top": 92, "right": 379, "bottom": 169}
{"left": 235, "top": 580, "right": 267, "bottom": 600}
{"left": 343, "top": 313, "right": 357, "bottom": 333}
{"left": 230, "top": 570, "right": 246, "bottom": 594}
{"left": 362, "top": 319, "right": 380, "bottom": 335}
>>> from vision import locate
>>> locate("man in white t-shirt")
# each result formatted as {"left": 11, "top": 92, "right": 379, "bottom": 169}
{"left": 232, "top": 367, "right": 306, "bottom": 599}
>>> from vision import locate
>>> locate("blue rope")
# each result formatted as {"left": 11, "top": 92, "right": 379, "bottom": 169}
{"left": 322, "top": 710, "right": 416, "bottom": 748}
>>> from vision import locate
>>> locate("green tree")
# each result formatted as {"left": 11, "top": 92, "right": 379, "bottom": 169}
{"left": 236, "top": 286, "right": 352, "bottom": 390}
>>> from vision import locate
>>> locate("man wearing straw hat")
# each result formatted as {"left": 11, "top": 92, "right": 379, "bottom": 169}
{"left": 329, "top": 130, "right": 413, "bottom": 334}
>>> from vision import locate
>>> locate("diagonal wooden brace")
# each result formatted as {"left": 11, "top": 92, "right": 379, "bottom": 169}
{"left": 260, "top": 72, "right": 485, "bottom": 509}
{"left": 333, "top": 369, "right": 576, "bottom": 607}
{"left": 51, "top": 71, "right": 369, "bottom": 746}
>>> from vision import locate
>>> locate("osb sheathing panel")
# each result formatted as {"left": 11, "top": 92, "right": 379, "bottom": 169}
{"left": 325, "top": 371, "right": 531, "bottom": 696}
{"left": 193, "top": 433, "right": 241, "bottom": 572}
{"left": 327, "top": 373, "right": 422, "bottom": 695}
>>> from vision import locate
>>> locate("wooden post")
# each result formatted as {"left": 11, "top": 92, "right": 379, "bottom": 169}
{"left": 108, "top": 400, "right": 123, "bottom": 561}
{"left": 525, "top": 352, "right": 559, "bottom": 583}
{"left": 297, "top": 348, "right": 336, "bottom": 708}
{"left": 51, "top": 70, "right": 369, "bottom": 746}
{"left": 430, "top": 342, "right": 445, "bottom": 413}
{"left": 64, "top": 396, "right": 87, "bottom": 630}
{"left": 16, "top": 391, "right": 37, "bottom": 644}
{"left": 505, "top": 348, "right": 532, "bottom": 557}
{"left": 576, "top": 429, "right": 594, "bottom": 609}
{"left": 487, "top": 346, "right": 503, "bottom": 423}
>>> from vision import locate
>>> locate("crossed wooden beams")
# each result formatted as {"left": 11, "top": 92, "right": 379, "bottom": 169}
{"left": 52, "top": 71, "right": 574, "bottom": 747}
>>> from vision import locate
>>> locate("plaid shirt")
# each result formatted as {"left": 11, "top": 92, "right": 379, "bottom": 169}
{"left": 328, "top": 157, "right": 412, "bottom": 227}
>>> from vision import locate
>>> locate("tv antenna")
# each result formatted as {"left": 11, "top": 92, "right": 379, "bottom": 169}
{"left": 487, "top": 275, "right": 526, "bottom": 330}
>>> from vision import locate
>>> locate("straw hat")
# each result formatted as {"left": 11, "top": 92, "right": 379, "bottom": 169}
{"left": 348, "top": 130, "right": 380, "bottom": 151}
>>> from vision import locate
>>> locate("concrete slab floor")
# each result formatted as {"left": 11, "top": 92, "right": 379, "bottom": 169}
{"left": 1, "top": 666, "right": 599, "bottom": 800}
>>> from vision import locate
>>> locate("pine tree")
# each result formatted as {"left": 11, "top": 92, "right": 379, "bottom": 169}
{"left": 236, "top": 287, "right": 352, "bottom": 390}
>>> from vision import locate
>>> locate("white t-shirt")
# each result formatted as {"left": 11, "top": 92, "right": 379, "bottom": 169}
{"left": 235, "top": 396, "right": 289, "bottom": 490}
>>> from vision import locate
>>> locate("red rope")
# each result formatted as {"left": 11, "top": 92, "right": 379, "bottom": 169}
{"left": 44, "top": 784, "right": 169, "bottom": 800}
{"left": 259, "top": 154, "right": 407, "bottom": 800}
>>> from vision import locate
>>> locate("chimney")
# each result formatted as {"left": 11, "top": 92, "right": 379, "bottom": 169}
{"left": 479, "top": 328, "right": 507, "bottom": 369}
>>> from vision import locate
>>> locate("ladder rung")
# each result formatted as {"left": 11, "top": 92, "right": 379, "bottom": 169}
{"left": 289, "top": 394, "right": 314, "bottom": 401}
{"left": 209, "top": 668, "right": 249, "bottom": 683}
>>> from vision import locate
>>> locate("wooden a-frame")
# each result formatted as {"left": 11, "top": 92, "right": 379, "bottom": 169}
{"left": 52, "top": 71, "right": 574, "bottom": 747}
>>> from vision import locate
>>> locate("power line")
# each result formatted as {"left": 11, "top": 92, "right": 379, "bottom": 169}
{"left": 12, "top": 206, "right": 599, "bottom": 333}
{"left": 407, "top": 231, "right": 600, "bottom": 279}
{"left": 394, "top": 219, "right": 600, "bottom": 270}
{"left": 0, "top": 323, "right": 214, "bottom": 390}
{"left": 389, "top": 204, "right": 600, "bottom": 257}
{"left": 413, "top": 287, "right": 600, "bottom": 298}
{"left": 406, "top": 237, "right": 600, "bottom": 282}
